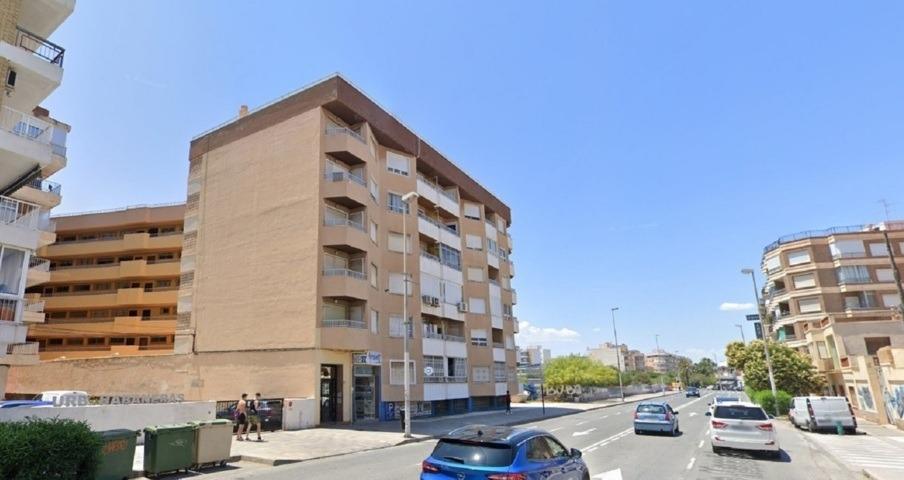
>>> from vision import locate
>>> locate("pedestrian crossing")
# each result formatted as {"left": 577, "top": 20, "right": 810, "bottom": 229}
{"left": 809, "top": 434, "right": 904, "bottom": 470}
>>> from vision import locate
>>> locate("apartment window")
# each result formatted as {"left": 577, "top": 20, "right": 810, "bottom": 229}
{"left": 470, "top": 329, "right": 488, "bottom": 347}
{"left": 0, "top": 247, "right": 26, "bottom": 295}
{"left": 816, "top": 341, "right": 829, "bottom": 359}
{"left": 865, "top": 337, "right": 892, "bottom": 355}
{"left": 830, "top": 240, "right": 865, "bottom": 258}
{"left": 882, "top": 294, "right": 901, "bottom": 308}
{"left": 370, "top": 309, "right": 379, "bottom": 334}
{"left": 389, "top": 360, "right": 416, "bottom": 385}
{"left": 388, "top": 232, "right": 411, "bottom": 253}
{"left": 370, "top": 263, "right": 378, "bottom": 288}
{"left": 447, "top": 357, "right": 467, "bottom": 379}
{"left": 387, "top": 193, "right": 408, "bottom": 214}
{"left": 386, "top": 151, "right": 410, "bottom": 176}
{"left": 440, "top": 244, "right": 461, "bottom": 271}
{"left": 487, "top": 239, "right": 498, "bottom": 255}
{"left": 424, "top": 356, "right": 446, "bottom": 380}
{"left": 442, "top": 280, "right": 463, "bottom": 305}
{"left": 837, "top": 265, "right": 870, "bottom": 284}
{"left": 463, "top": 203, "right": 480, "bottom": 220}
{"left": 797, "top": 297, "right": 821, "bottom": 314}
{"left": 420, "top": 273, "right": 441, "bottom": 299}
{"left": 786, "top": 249, "right": 811, "bottom": 266}
{"left": 472, "top": 366, "right": 490, "bottom": 383}
{"left": 388, "top": 273, "right": 407, "bottom": 295}
{"left": 868, "top": 243, "right": 889, "bottom": 257}
{"left": 465, "top": 234, "right": 483, "bottom": 250}
{"left": 467, "top": 267, "right": 484, "bottom": 282}
{"left": 877, "top": 268, "right": 895, "bottom": 283}
{"left": 505, "top": 335, "right": 515, "bottom": 349}
{"left": 846, "top": 292, "right": 879, "bottom": 309}
{"left": 469, "top": 297, "right": 487, "bottom": 314}
{"left": 368, "top": 178, "right": 379, "bottom": 202}
{"left": 87, "top": 337, "right": 105, "bottom": 346}
{"left": 792, "top": 273, "right": 816, "bottom": 289}
{"left": 764, "top": 256, "right": 781, "bottom": 273}
{"left": 389, "top": 314, "right": 412, "bottom": 338}
{"left": 493, "top": 362, "right": 507, "bottom": 381}
{"left": 369, "top": 221, "right": 378, "bottom": 243}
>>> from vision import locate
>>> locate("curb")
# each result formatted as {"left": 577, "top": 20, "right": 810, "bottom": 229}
{"left": 862, "top": 468, "right": 877, "bottom": 479}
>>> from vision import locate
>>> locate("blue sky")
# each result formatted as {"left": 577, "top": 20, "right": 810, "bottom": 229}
{"left": 44, "top": 1, "right": 904, "bottom": 361}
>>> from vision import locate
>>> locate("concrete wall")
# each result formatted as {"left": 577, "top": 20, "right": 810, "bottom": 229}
{"left": 0, "top": 401, "right": 215, "bottom": 444}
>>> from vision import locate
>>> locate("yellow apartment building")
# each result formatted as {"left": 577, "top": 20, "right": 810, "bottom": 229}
{"left": 24, "top": 204, "right": 184, "bottom": 360}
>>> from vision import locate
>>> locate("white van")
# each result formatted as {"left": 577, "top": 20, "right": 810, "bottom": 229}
{"left": 789, "top": 396, "right": 856, "bottom": 433}
{"left": 36, "top": 391, "right": 89, "bottom": 407}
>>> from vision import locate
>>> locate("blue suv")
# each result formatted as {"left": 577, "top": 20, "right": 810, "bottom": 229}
{"left": 421, "top": 425, "right": 589, "bottom": 480}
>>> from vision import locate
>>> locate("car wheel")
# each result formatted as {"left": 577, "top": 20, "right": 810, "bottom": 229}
{"left": 635, "top": 429, "right": 642, "bottom": 435}
{"left": 844, "top": 427, "right": 857, "bottom": 435}
{"left": 712, "top": 445, "right": 722, "bottom": 454}
{"left": 767, "top": 450, "right": 781, "bottom": 460}
{"left": 582, "top": 472, "right": 590, "bottom": 480}
{"left": 807, "top": 420, "right": 815, "bottom": 432}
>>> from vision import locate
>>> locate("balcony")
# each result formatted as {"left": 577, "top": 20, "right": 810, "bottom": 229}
{"left": 1, "top": 341, "right": 39, "bottom": 365}
{"left": 42, "top": 286, "right": 179, "bottom": 310}
{"left": 22, "top": 299, "right": 44, "bottom": 324}
{"left": 322, "top": 172, "right": 369, "bottom": 207}
{"left": 26, "top": 256, "right": 50, "bottom": 287}
{"left": 31, "top": 316, "right": 176, "bottom": 337}
{"left": 323, "top": 126, "right": 370, "bottom": 164}
{"left": 0, "top": 195, "right": 42, "bottom": 250}
{"left": 321, "top": 269, "right": 369, "bottom": 300}
{"left": 11, "top": 177, "right": 62, "bottom": 208}
{"left": 416, "top": 173, "right": 460, "bottom": 218}
{"left": 0, "top": 28, "right": 64, "bottom": 111}
{"left": 18, "top": 0, "right": 75, "bottom": 39}
{"left": 320, "top": 317, "right": 371, "bottom": 351}
{"left": 0, "top": 107, "right": 57, "bottom": 188}
{"left": 50, "top": 259, "right": 181, "bottom": 283}
{"left": 45, "top": 231, "right": 183, "bottom": 257}
{"left": 322, "top": 215, "right": 370, "bottom": 252}
{"left": 418, "top": 212, "right": 461, "bottom": 248}
{"left": 422, "top": 329, "right": 467, "bottom": 357}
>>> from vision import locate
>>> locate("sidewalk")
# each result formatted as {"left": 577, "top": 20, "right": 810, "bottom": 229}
{"left": 800, "top": 418, "right": 904, "bottom": 480}
{"left": 129, "top": 390, "right": 673, "bottom": 476}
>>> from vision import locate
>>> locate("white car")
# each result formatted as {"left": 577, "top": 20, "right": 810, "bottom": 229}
{"left": 789, "top": 396, "right": 856, "bottom": 433}
{"left": 710, "top": 401, "right": 780, "bottom": 458}
{"left": 706, "top": 395, "right": 741, "bottom": 416}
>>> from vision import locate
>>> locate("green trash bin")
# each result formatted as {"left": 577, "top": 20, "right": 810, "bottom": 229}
{"left": 143, "top": 424, "right": 196, "bottom": 477}
{"left": 95, "top": 429, "right": 138, "bottom": 480}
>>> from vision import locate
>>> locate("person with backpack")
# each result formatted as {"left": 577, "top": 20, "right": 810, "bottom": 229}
{"left": 245, "top": 392, "right": 263, "bottom": 441}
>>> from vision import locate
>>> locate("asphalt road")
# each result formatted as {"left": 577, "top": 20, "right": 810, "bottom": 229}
{"left": 213, "top": 391, "right": 858, "bottom": 480}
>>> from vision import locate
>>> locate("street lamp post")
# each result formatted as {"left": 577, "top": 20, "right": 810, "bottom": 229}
{"left": 734, "top": 324, "right": 746, "bottom": 343}
{"left": 742, "top": 268, "right": 779, "bottom": 416}
{"left": 654, "top": 334, "right": 665, "bottom": 396}
{"left": 611, "top": 307, "right": 625, "bottom": 402}
{"left": 401, "top": 191, "right": 419, "bottom": 438}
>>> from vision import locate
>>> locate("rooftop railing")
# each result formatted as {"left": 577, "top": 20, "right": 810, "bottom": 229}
{"left": 763, "top": 223, "right": 904, "bottom": 254}
{"left": 16, "top": 27, "right": 64, "bottom": 66}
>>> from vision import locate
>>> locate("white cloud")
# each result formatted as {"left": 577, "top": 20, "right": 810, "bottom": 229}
{"left": 592, "top": 327, "right": 602, "bottom": 332}
{"left": 719, "top": 302, "right": 753, "bottom": 312}
{"left": 515, "top": 321, "right": 580, "bottom": 344}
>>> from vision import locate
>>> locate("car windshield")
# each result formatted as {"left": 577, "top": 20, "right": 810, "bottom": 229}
{"left": 713, "top": 406, "right": 768, "bottom": 420}
{"left": 637, "top": 405, "right": 666, "bottom": 414}
{"left": 431, "top": 440, "right": 514, "bottom": 467}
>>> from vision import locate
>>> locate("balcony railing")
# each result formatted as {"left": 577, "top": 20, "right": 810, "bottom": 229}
{"left": 28, "top": 256, "right": 49, "bottom": 271}
{"left": 832, "top": 252, "right": 868, "bottom": 260}
{"left": 1, "top": 106, "right": 53, "bottom": 145}
{"left": 324, "top": 216, "right": 366, "bottom": 232}
{"left": 417, "top": 212, "right": 459, "bottom": 237}
{"left": 322, "top": 268, "right": 366, "bottom": 281}
{"left": 762, "top": 223, "right": 904, "bottom": 254}
{"left": 15, "top": 27, "right": 65, "bottom": 66}
{"left": 838, "top": 276, "right": 872, "bottom": 285}
{"left": 6, "top": 342, "right": 39, "bottom": 355}
{"left": 421, "top": 251, "right": 440, "bottom": 263}
{"left": 0, "top": 298, "right": 19, "bottom": 322}
{"left": 424, "top": 375, "right": 468, "bottom": 383}
{"left": 27, "top": 178, "right": 62, "bottom": 196}
{"left": 325, "top": 126, "right": 365, "bottom": 144}
{"left": 492, "top": 342, "right": 505, "bottom": 349}
{"left": 0, "top": 195, "right": 39, "bottom": 228}
{"left": 322, "top": 318, "right": 367, "bottom": 329}
{"left": 323, "top": 171, "right": 366, "bottom": 187}
{"left": 422, "top": 330, "right": 466, "bottom": 343}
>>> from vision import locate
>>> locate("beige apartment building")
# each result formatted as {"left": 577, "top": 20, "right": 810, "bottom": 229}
{"left": 761, "top": 222, "right": 904, "bottom": 415}
{"left": 645, "top": 350, "right": 684, "bottom": 374}
{"left": 0, "top": 0, "right": 73, "bottom": 397}
{"left": 588, "top": 343, "right": 646, "bottom": 372}
{"left": 24, "top": 204, "right": 183, "bottom": 360}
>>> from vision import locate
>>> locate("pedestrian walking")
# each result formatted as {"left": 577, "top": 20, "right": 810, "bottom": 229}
{"left": 505, "top": 390, "right": 512, "bottom": 415}
{"left": 235, "top": 393, "right": 248, "bottom": 441}
{"left": 246, "top": 392, "right": 263, "bottom": 441}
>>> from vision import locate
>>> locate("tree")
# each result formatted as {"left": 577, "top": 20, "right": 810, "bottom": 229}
{"left": 543, "top": 355, "right": 618, "bottom": 389}
{"left": 677, "top": 358, "right": 693, "bottom": 386}
{"left": 694, "top": 358, "right": 717, "bottom": 377}
{"left": 724, "top": 340, "right": 824, "bottom": 395}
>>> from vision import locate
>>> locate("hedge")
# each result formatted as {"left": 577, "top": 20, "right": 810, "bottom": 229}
{"left": 748, "top": 389, "right": 792, "bottom": 416}
{"left": 0, "top": 418, "right": 102, "bottom": 480}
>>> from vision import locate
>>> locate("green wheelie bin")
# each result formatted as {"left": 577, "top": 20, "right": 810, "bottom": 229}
{"left": 143, "top": 424, "right": 196, "bottom": 477}
{"left": 95, "top": 429, "right": 138, "bottom": 480}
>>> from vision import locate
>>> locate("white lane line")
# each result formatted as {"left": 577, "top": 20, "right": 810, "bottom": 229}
{"left": 602, "top": 415, "right": 609, "bottom": 419}
{"left": 573, "top": 428, "right": 597, "bottom": 437}
{"left": 697, "top": 440, "right": 704, "bottom": 448}
{"left": 587, "top": 446, "right": 598, "bottom": 452}
{"left": 686, "top": 457, "right": 696, "bottom": 470}
{"left": 592, "top": 468, "right": 624, "bottom": 480}
{"left": 689, "top": 412, "right": 698, "bottom": 417}
{"left": 581, "top": 427, "right": 633, "bottom": 450}
{"left": 549, "top": 427, "right": 562, "bottom": 432}
{"left": 576, "top": 420, "right": 588, "bottom": 425}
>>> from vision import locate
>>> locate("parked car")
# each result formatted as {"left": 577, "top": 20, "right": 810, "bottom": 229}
{"left": 686, "top": 387, "right": 700, "bottom": 397}
{"left": 789, "top": 396, "right": 856, "bottom": 433}
{"left": 710, "top": 401, "right": 780, "bottom": 458}
{"left": 633, "top": 402, "right": 680, "bottom": 436}
{"left": 706, "top": 395, "right": 740, "bottom": 416}
{"left": 0, "top": 400, "right": 52, "bottom": 409}
{"left": 421, "top": 425, "right": 589, "bottom": 480}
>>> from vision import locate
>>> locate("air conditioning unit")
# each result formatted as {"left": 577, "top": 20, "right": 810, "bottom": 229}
{"left": 421, "top": 295, "right": 440, "bottom": 307}
{"left": 457, "top": 302, "right": 469, "bottom": 313}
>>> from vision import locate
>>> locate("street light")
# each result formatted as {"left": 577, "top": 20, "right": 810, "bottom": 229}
{"left": 400, "top": 191, "right": 419, "bottom": 438}
{"left": 654, "top": 334, "right": 665, "bottom": 396}
{"left": 741, "top": 268, "right": 779, "bottom": 416}
{"left": 734, "top": 324, "right": 746, "bottom": 343}
{"left": 611, "top": 307, "right": 625, "bottom": 402}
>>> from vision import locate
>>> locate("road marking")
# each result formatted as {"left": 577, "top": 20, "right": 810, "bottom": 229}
{"left": 602, "top": 415, "right": 609, "bottom": 419}
{"left": 689, "top": 412, "right": 698, "bottom": 417}
{"left": 698, "top": 440, "right": 704, "bottom": 448}
{"left": 592, "top": 468, "right": 623, "bottom": 480}
{"left": 573, "top": 428, "right": 597, "bottom": 437}
{"left": 686, "top": 457, "right": 696, "bottom": 470}
{"left": 587, "top": 446, "right": 598, "bottom": 452}
{"left": 581, "top": 427, "right": 633, "bottom": 450}
{"left": 576, "top": 420, "right": 588, "bottom": 425}
{"left": 549, "top": 427, "right": 562, "bottom": 432}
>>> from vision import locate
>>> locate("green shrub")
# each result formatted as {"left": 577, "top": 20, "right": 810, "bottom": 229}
{"left": 749, "top": 389, "right": 792, "bottom": 416}
{"left": 0, "top": 417, "right": 102, "bottom": 480}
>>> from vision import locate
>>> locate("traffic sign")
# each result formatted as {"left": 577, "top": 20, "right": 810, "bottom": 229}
{"left": 754, "top": 322, "right": 763, "bottom": 340}
{"left": 746, "top": 314, "right": 760, "bottom": 322}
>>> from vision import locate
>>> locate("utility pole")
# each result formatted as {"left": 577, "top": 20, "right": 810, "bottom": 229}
{"left": 654, "top": 334, "right": 665, "bottom": 396}
{"left": 742, "top": 268, "right": 779, "bottom": 417}
{"left": 400, "top": 191, "right": 419, "bottom": 438}
{"left": 611, "top": 307, "right": 625, "bottom": 402}
{"left": 735, "top": 323, "right": 746, "bottom": 343}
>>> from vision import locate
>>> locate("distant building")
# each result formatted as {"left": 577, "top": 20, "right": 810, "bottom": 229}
{"left": 626, "top": 350, "right": 646, "bottom": 371}
{"left": 517, "top": 345, "right": 550, "bottom": 366}
{"left": 645, "top": 350, "right": 687, "bottom": 373}
{"left": 587, "top": 343, "right": 646, "bottom": 372}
